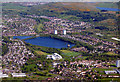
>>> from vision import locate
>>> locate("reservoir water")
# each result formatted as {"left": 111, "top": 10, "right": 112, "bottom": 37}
{"left": 13, "top": 36, "right": 33, "bottom": 39}
{"left": 13, "top": 36, "right": 75, "bottom": 49}
{"left": 96, "top": 7, "right": 120, "bottom": 11}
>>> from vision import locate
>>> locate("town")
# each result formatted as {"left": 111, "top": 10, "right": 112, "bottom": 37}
{"left": 1, "top": 14, "right": 120, "bottom": 80}
{"left": 1, "top": 2, "right": 120, "bottom": 81}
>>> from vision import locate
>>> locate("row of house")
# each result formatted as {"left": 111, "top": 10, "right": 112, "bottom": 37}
{"left": 2, "top": 39, "right": 34, "bottom": 74}
{"left": 2, "top": 16, "right": 37, "bottom": 36}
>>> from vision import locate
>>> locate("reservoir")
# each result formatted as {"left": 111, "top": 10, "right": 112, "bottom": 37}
{"left": 13, "top": 36, "right": 33, "bottom": 39}
{"left": 96, "top": 7, "right": 120, "bottom": 11}
{"left": 13, "top": 36, "right": 75, "bottom": 49}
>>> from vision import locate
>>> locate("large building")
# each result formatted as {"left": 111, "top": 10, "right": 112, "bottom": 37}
{"left": 116, "top": 60, "right": 120, "bottom": 67}
{"left": 11, "top": 73, "right": 26, "bottom": 77}
{"left": 54, "top": 30, "right": 57, "bottom": 34}
{"left": 104, "top": 70, "right": 117, "bottom": 74}
{"left": 63, "top": 30, "right": 66, "bottom": 35}
{"left": 0, "top": 70, "right": 9, "bottom": 78}
{"left": 54, "top": 29, "right": 67, "bottom": 35}
{"left": 47, "top": 53, "right": 62, "bottom": 60}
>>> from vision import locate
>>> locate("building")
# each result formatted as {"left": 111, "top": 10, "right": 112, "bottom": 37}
{"left": 11, "top": 73, "right": 26, "bottom": 77}
{"left": 0, "top": 70, "right": 9, "bottom": 78}
{"left": 104, "top": 70, "right": 117, "bottom": 74}
{"left": 53, "top": 62, "right": 60, "bottom": 67}
{"left": 63, "top": 30, "right": 66, "bottom": 35}
{"left": 116, "top": 60, "right": 120, "bottom": 67}
{"left": 0, "top": 74, "right": 9, "bottom": 78}
{"left": 47, "top": 53, "right": 62, "bottom": 60}
{"left": 54, "top": 30, "right": 57, "bottom": 34}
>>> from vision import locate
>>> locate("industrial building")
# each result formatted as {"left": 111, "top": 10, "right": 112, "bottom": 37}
{"left": 54, "top": 30, "right": 67, "bottom": 35}
{"left": 47, "top": 53, "right": 62, "bottom": 60}
{"left": 11, "top": 73, "right": 26, "bottom": 77}
{"left": 54, "top": 30, "right": 57, "bottom": 34}
{"left": 104, "top": 70, "right": 117, "bottom": 74}
{"left": 0, "top": 70, "right": 9, "bottom": 78}
{"left": 63, "top": 30, "right": 66, "bottom": 35}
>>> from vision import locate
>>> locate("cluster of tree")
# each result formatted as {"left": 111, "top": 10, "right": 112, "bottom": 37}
{"left": 2, "top": 43, "right": 9, "bottom": 56}
{"left": 85, "top": 53, "right": 120, "bottom": 61}
{"left": 63, "top": 10, "right": 116, "bottom": 22}
{"left": 2, "top": 36, "right": 12, "bottom": 43}
{"left": 21, "top": 64, "right": 38, "bottom": 73}
{"left": 33, "top": 71, "right": 52, "bottom": 77}
{"left": 21, "top": 54, "right": 53, "bottom": 73}
{"left": 2, "top": 36, "right": 11, "bottom": 56}
{"left": 95, "top": 26, "right": 109, "bottom": 30}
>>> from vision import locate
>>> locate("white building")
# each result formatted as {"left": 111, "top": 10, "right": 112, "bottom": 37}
{"left": 54, "top": 30, "right": 57, "bottom": 34}
{"left": 96, "top": 33, "right": 103, "bottom": 36}
{"left": 52, "top": 62, "right": 60, "bottom": 67}
{"left": 11, "top": 73, "right": 26, "bottom": 77}
{"left": 112, "top": 37, "right": 120, "bottom": 41}
{"left": 0, "top": 70, "right": 9, "bottom": 78}
{"left": 104, "top": 70, "right": 117, "bottom": 74}
{"left": 116, "top": 60, "right": 120, "bottom": 67}
{"left": 0, "top": 74, "right": 9, "bottom": 78}
{"left": 47, "top": 53, "right": 62, "bottom": 60}
{"left": 63, "top": 30, "right": 66, "bottom": 35}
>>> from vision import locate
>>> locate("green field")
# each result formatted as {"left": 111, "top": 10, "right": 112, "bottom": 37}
{"left": 35, "top": 50, "right": 49, "bottom": 55}
{"left": 92, "top": 67, "right": 119, "bottom": 75}
{"left": 92, "top": 67, "right": 118, "bottom": 72}
{"left": 61, "top": 50, "right": 80, "bottom": 56}
{"left": 105, "top": 52, "right": 119, "bottom": 56}
{"left": 98, "top": 78, "right": 120, "bottom": 81}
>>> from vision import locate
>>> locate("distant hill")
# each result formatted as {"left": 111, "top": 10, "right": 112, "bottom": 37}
{"left": 51, "top": 2, "right": 118, "bottom": 12}
{"left": 2, "top": 2, "right": 118, "bottom": 13}
{"left": 55, "top": 2, "right": 98, "bottom": 11}
{"left": 2, "top": 2, "right": 118, "bottom": 23}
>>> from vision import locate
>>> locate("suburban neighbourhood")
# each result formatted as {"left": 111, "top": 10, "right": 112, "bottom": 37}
{"left": 1, "top": 2, "right": 120, "bottom": 81}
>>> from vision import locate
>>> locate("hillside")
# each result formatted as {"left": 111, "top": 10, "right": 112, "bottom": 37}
{"left": 2, "top": 2, "right": 118, "bottom": 15}
{"left": 2, "top": 2, "right": 117, "bottom": 23}
{"left": 54, "top": 2, "right": 98, "bottom": 11}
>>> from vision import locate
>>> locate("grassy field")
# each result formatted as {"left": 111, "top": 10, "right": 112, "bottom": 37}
{"left": 61, "top": 50, "right": 80, "bottom": 56}
{"left": 98, "top": 78, "right": 120, "bottom": 81}
{"left": 93, "top": 67, "right": 118, "bottom": 72}
{"left": 35, "top": 50, "right": 49, "bottom": 55}
{"left": 92, "top": 67, "right": 118, "bottom": 75}
{"left": 105, "top": 52, "right": 119, "bottom": 56}
{"left": 29, "top": 73, "right": 58, "bottom": 80}
{"left": 77, "top": 56, "right": 88, "bottom": 60}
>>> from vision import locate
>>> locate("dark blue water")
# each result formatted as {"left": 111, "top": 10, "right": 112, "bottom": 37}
{"left": 13, "top": 36, "right": 33, "bottom": 39}
{"left": 13, "top": 36, "right": 75, "bottom": 49}
{"left": 96, "top": 7, "right": 120, "bottom": 11}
